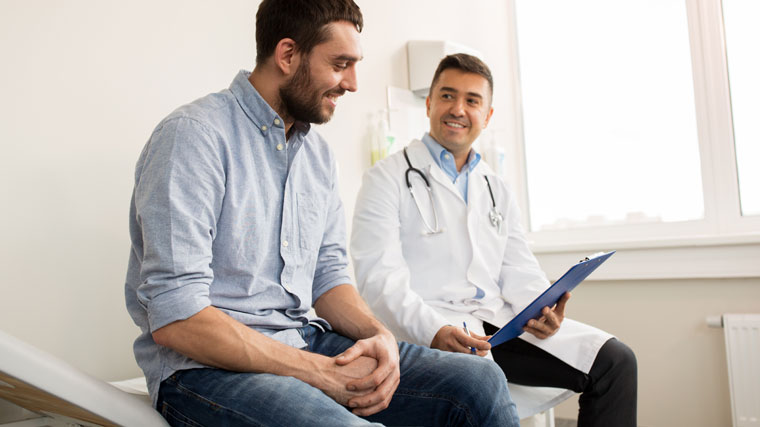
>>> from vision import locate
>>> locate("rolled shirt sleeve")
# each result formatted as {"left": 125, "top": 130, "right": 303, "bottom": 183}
{"left": 132, "top": 117, "right": 224, "bottom": 332}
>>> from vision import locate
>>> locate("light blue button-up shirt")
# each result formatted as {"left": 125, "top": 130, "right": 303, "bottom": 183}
{"left": 125, "top": 70, "right": 352, "bottom": 405}
{"left": 421, "top": 132, "right": 481, "bottom": 203}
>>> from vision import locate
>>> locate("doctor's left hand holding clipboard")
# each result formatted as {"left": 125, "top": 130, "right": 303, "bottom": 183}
{"left": 488, "top": 251, "right": 616, "bottom": 347}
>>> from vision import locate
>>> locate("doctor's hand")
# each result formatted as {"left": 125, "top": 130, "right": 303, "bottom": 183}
{"left": 334, "top": 330, "right": 400, "bottom": 416}
{"left": 524, "top": 292, "right": 570, "bottom": 339}
{"left": 431, "top": 325, "right": 492, "bottom": 357}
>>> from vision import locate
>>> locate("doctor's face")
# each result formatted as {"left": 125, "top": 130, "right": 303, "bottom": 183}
{"left": 426, "top": 69, "right": 494, "bottom": 157}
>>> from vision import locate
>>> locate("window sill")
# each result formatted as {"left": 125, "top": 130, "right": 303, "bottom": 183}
{"left": 530, "top": 233, "right": 760, "bottom": 281}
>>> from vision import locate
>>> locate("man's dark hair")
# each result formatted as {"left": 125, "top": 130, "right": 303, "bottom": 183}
{"left": 429, "top": 53, "right": 494, "bottom": 98}
{"left": 255, "top": 0, "right": 363, "bottom": 65}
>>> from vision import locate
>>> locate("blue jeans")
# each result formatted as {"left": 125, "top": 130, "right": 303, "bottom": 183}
{"left": 157, "top": 325, "right": 519, "bottom": 426}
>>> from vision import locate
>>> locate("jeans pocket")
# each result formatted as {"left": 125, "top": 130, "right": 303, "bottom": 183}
{"left": 161, "top": 400, "right": 206, "bottom": 427}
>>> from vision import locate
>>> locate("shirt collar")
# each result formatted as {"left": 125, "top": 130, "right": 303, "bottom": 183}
{"left": 421, "top": 132, "right": 481, "bottom": 177}
{"left": 229, "top": 70, "right": 311, "bottom": 138}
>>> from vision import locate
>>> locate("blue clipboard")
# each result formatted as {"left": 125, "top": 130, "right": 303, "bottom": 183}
{"left": 487, "top": 251, "right": 615, "bottom": 347}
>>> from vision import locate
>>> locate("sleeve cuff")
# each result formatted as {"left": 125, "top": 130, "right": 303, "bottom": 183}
{"left": 312, "top": 271, "right": 353, "bottom": 302}
{"left": 146, "top": 282, "right": 211, "bottom": 332}
{"left": 419, "top": 311, "right": 452, "bottom": 347}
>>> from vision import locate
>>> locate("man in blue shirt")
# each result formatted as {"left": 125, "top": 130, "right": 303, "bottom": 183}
{"left": 125, "top": 0, "right": 519, "bottom": 425}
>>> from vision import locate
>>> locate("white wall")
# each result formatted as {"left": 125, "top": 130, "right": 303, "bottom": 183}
{"left": 0, "top": 0, "right": 513, "bottom": 382}
{"left": 1, "top": 2, "right": 757, "bottom": 427}
{"left": 548, "top": 276, "right": 760, "bottom": 427}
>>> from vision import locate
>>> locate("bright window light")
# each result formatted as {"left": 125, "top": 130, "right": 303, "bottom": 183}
{"left": 515, "top": 0, "right": 704, "bottom": 231}
{"left": 723, "top": 0, "right": 760, "bottom": 217}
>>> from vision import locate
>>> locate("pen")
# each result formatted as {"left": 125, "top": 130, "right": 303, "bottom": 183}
{"left": 462, "top": 321, "right": 476, "bottom": 354}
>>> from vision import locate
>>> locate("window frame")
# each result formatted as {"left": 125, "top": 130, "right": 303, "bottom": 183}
{"left": 504, "top": 0, "right": 760, "bottom": 280}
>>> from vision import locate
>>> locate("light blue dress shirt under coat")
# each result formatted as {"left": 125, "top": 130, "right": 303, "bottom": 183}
{"left": 420, "top": 132, "right": 481, "bottom": 203}
{"left": 124, "top": 70, "right": 352, "bottom": 405}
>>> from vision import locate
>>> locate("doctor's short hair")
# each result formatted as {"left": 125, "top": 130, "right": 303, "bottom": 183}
{"left": 429, "top": 53, "right": 494, "bottom": 99}
{"left": 255, "top": 0, "right": 363, "bottom": 65}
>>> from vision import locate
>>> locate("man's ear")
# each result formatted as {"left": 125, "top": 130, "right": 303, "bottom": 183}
{"left": 273, "top": 38, "right": 299, "bottom": 76}
{"left": 425, "top": 96, "right": 431, "bottom": 118}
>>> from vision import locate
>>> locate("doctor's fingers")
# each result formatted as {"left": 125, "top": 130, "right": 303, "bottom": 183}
{"left": 540, "top": 306, "right": 563, "bottom": 329}
{"left": 469, "top": 331, "right": 491, "bottom": 341}
{"left": 554, "top": 292, "right": 571, "bottom": 318}
{"left": 456, "top": 332, "right": 490, "bottom": 354}
{"left": 526, "top": 316, "right": 555, "bottom": 334}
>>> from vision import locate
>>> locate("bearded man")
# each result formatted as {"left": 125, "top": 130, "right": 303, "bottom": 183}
{"left": 124, "top": 1, "right": 519, "bottom": 425}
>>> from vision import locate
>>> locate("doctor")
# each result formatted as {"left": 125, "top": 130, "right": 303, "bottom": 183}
{"left": 351, "top": 54, "right": 637, "bottom": 427}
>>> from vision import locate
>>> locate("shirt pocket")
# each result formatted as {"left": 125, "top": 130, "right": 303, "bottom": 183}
{"left": 297, "top": 192, "right": 324, "bottom": 250}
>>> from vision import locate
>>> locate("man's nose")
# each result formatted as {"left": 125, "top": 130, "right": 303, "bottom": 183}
{"left": 340, "top": 66, "right": 358, "bottom": 92}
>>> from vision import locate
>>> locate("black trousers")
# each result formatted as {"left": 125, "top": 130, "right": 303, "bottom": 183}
{"left": 484, "top": 323, "right": 637, "bottom": 427}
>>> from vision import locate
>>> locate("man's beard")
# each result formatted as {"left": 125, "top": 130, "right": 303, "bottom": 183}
{"left": 279, "top": 57, "right": 338, "bottom": 125}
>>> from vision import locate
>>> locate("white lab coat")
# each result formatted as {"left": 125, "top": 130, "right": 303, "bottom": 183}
{"left": 351, "top": 139, "right": 613, "bottom": 416}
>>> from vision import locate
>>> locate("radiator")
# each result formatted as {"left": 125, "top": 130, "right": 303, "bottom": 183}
{"left": 719, "top": 314, "right": 760, "bottom": 427}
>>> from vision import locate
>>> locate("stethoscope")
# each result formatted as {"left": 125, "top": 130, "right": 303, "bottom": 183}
{"left": 403, "top": 147, "right": 503, "bottom": 235}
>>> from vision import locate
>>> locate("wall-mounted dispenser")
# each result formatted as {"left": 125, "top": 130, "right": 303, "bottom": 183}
{"left": 406, "top": 40, "right": 483, "bottom": 98}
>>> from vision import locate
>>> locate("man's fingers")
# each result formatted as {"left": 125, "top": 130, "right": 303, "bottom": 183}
{"left": 335, "top": 344, "right": 364, "bottom": 365}
{"left": 348, "top": 374, "right": 398, "bottom": 415}
{"left": 346, "top": 360, "right": 393, "bottom": 391}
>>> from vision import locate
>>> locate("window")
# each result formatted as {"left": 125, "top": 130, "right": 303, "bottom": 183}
{"left": 722, "top": 0, "right": 760, "bottom": 216}
{"left": 505, "top": 0, "right": 760, "bottom": 279}
{"left": 515, "top": 0, "right": 704, "bottom": 232}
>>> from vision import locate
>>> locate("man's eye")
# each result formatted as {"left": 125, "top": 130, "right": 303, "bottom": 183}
{"left": 441, "top": 94, "right": 453, "bottom": 99}
{"left": 335, "top": 63, "right": 348, "bottom": 70}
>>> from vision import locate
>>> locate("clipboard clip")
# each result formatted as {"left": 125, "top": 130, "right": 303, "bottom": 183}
{"left": 580, "top": 251, "right": 607, "bottom": 263}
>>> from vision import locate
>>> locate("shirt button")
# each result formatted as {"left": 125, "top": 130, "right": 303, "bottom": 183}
{"left": 444, "top": 154, "right": 450, "bottom": 160}
{"left": 276, "top": 144, "right": 284, "bottom": 151}
{"left": 261, "top": 125, "right": 268, "bottom": 131}
{"left": 274, "top": 118, "right": 281, "bottom": 125}
{"left": 282, "top": 240, "right": 289, "bottom": 247}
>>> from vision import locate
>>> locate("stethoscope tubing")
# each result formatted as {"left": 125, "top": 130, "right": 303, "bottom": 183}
{"left": 402, "top": 147, "right": 500, "bottom": 235}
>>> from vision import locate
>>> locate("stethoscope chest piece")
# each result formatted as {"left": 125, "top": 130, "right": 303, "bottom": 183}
{"left": 484, "top": 175, "right": 503, "bottom": 233}
{"left": 489, "top": 207, "right": 503, "bottom": 233}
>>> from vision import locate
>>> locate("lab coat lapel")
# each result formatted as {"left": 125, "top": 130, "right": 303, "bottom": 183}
{"left": 406, "top": 140, "right": 464, "bottom": 203}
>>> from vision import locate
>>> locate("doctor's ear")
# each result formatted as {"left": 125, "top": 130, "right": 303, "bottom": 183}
{"left": 425, "top": 96, "right": 431, "bottom": 117}
{"left": 273, "top": 38, "right": 299, "bottom": 76}
{"left": 483, "top": 106, "right": 494, "bottom": 128}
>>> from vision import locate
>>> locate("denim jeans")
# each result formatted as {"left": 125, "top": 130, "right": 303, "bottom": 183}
{"left": 157, "top": 325, "right": 519, "bottom": 426}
